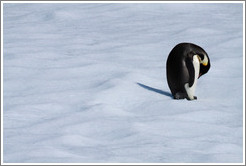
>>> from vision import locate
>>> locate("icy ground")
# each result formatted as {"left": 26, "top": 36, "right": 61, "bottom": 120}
{"left": 3, "top": 3, "right": 244, "bottom": 163}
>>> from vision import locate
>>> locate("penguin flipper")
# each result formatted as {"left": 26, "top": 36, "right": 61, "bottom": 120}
{"left": 185, "top": 56, "right": 195, "bottom": 87}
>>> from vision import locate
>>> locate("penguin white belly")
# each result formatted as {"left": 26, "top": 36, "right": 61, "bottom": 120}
{"left": 185, "top": 55, "right": 200, "bottom": 100}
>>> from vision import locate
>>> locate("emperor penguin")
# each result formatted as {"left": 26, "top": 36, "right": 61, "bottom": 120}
{"left": 166, "top": 43, "right": 210, "bottom": 100}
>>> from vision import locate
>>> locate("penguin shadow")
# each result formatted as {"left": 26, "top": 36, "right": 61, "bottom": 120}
{"left": 136, "top": 82, "right": 173, "bottom": 98}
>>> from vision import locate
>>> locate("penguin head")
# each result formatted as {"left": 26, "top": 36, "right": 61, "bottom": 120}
{"left": 197, "top": 53, "right": 210, "bottom": 78}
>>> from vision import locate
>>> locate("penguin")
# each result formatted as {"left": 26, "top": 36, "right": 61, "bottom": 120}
{"left": 166, "top": 43, "right": 210, "bottom": 100}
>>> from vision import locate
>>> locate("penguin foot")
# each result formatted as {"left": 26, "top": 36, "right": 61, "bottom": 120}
{"left": 173, "top": 93, "right": 186, "bottom": 99}
{"left": 187, "top": 96, "right": 197, "bottom": 100}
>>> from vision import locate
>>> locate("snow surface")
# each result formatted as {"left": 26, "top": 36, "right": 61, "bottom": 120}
{"left": 2, "top": 2, "right": 244, "bottom": 163}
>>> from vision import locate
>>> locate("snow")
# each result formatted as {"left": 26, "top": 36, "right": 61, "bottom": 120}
{"left": 2, "top": 2, "right": 244, "bottom": 163}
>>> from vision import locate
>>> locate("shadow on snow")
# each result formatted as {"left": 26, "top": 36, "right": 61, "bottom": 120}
{"left": 136, "top": 82, "right": 173, "bottom": 98}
